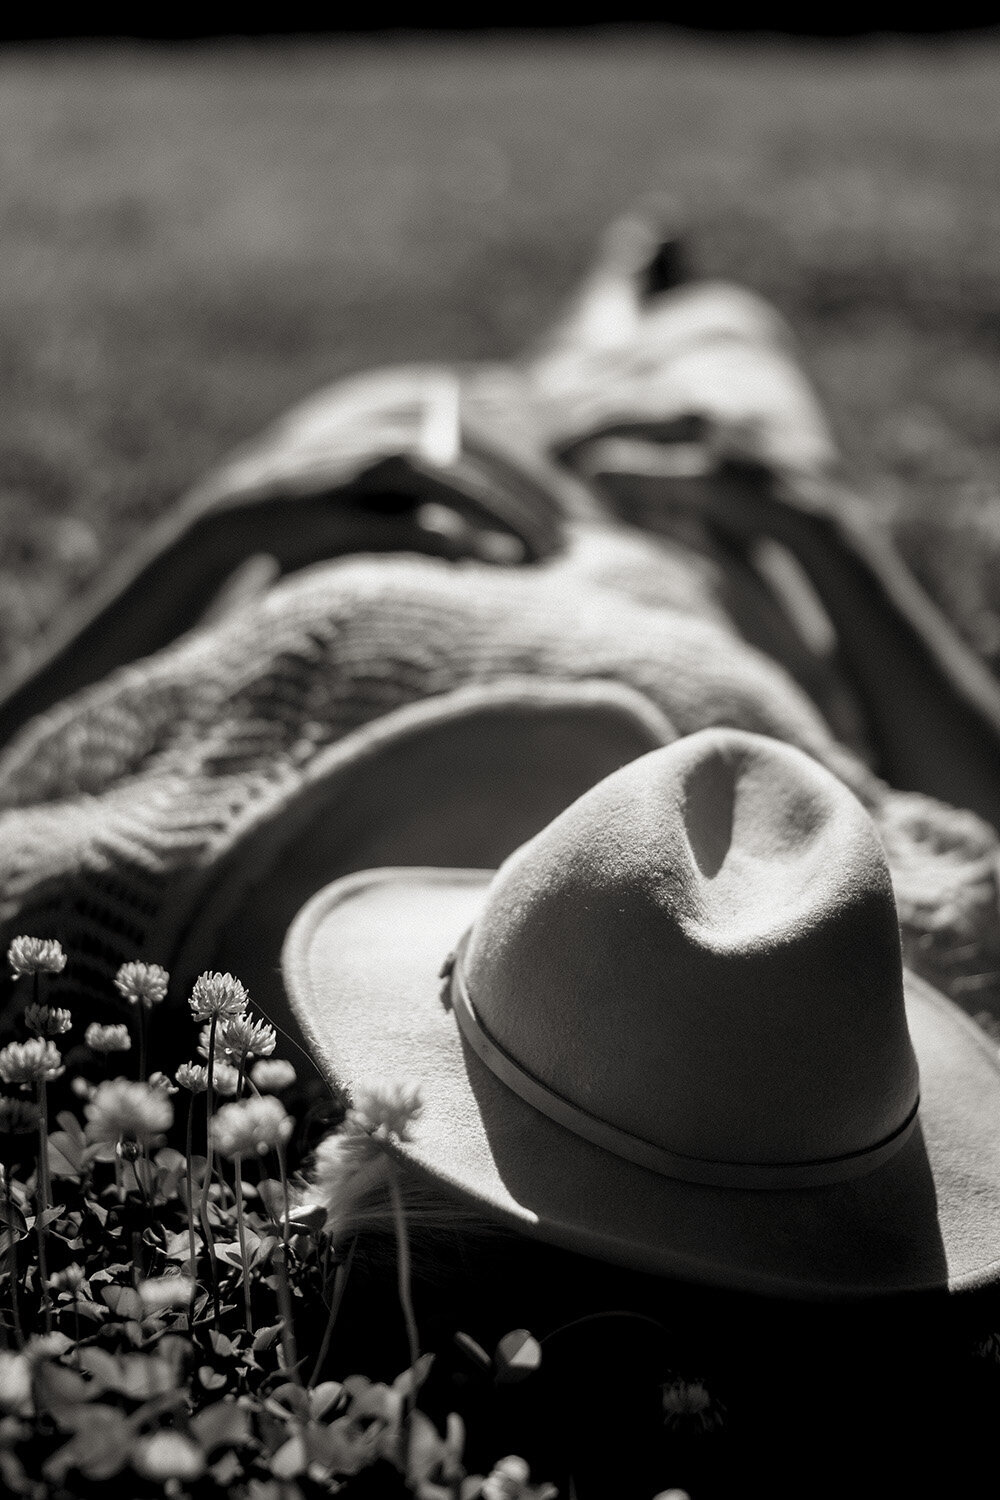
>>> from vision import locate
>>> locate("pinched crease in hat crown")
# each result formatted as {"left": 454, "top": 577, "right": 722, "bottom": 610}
{"left": 445, "top": 729, "right": 921, "bottom": 1190}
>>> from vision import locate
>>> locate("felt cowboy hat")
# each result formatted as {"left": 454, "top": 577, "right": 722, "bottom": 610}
{"left": 282, "top": 723, "right": 1000, "bottom": 1301}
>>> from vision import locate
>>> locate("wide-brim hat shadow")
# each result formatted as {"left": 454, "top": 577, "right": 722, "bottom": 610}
{"left": 282, "top": 727, "right": 1000, "bottom": 1302}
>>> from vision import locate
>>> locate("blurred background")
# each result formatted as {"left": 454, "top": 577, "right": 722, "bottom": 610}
{"left": 3, "top": 29, "right": 1000, "bottom": 684}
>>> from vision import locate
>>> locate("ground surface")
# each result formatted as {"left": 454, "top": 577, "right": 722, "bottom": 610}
{"left": 2, "top": 32, "right": 1000, "bottom": 680}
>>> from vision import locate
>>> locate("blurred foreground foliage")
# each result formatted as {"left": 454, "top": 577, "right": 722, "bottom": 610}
{"left": 0, "top": 942, "right": 560, "bottom": 1499}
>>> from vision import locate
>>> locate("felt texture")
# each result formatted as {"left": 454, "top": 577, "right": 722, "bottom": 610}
{"left": 281, "top": 733, "right": 1000, "bottom": 1296}
{"left": 461, "top": 732, "right": 918, "bottom": 1167}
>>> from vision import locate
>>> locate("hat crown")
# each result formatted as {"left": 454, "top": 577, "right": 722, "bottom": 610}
{"left": 462, "top": 729, "right": 919, "bottom": 1173}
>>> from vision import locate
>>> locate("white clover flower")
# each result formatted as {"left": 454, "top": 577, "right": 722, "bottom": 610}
{"left": 305, "top": 1128, "right": 391, "bottom": 1239}
{"left": 481, "top": 1456, "right": 558, "bottom": 1500}
{"left": 84, "top": 1078, "right": 173, "bottom": 1147}
{"left": 175, "top": 1062, "right": 208, "bottom": 1094}
{"left": 137, "top": 1275, "right": 194, "bottom": 1312}
{"left": 251, "top": 1058, "right": 296, "bottom": 1093}
{"left": 0, "top": 1038, "right": 65, "bottom": 1086}
{"left": 24, "top": 1004, "right": 72, "bottom": 1037}
{"left": 7, "top": 936, "right": 66, "bottom": 978}
{"left": 660, "top": 1378, "right": 724, "bottom": 1434}
{"left": 218, "top": 1013, "right": 277, "bottom": 1062}
{"left": 213, "top": 1096, "right": 293, "bottom": 1160}
{"left": 85, "top": 1022, "right": 131, "bottom": 1055}
{"left": 188, "top": 972, "right": 248, "bottom": 1022}
{"left": 48, "top": 1264, "right": 86, "bottom": 1295}
{"left": 114, "top": 961, "right": 169, "bottom": 1008}
{"left": 186, "top": 1043, "right": 240, "bottom": 1092}
{"left": 196, "top": 1026, "right": 216, "bottom": 1062}
{"left": 350, "top": 1080, "right": 423, "bottom": 1143}
{"left": 148, "top": 1071, "right": 178, "bottom": 1095}
{"left": 482, "top": 1456, "right": 530, "bottom": 1500}
{"left": 214, "top": 1062, "right": 240, "bottom": 1098}
{"left": 133, "top": 1431, "right": 205, "bottom": 1483}
{"left": 0, "top": 1350, "right": 32, "bottom": 1413}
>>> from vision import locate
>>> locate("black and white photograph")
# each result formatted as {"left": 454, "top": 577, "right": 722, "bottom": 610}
{"left": 1, "top": 16, "right": 1000, "bottom": 1500}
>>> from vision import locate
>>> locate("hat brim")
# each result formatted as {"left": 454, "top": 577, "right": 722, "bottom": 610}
{"left": 284, "top": 866, "right": 1000, "bottom": 1300}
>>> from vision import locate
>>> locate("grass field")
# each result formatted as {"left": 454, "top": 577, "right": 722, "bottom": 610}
{"left": 3, "top": 32, "right": 1000, "bottom": 681}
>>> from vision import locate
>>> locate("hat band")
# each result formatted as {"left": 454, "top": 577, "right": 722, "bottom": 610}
{"left": 446, "top": 941, "right": 919, "bottom": 1191}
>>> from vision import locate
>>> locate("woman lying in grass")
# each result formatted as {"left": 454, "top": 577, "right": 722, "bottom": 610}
{"left": 2, "top": 216, "right": 1000, "bottom": 1499}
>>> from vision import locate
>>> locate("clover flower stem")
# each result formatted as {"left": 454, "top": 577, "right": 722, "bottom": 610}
{"left": 274, "top": 1241, "right": 299, "bottom": 1386}
{"left": 184, "top": 1097, "right": 198, "bottom": 1290}
{"left": 274, "top": 1141, "right": 299, "bottom": 1380}
{"left": 72, "top": 1292, "right": 81, "bottom": 1367}
{"left": 233, "top": 1157, "right": 254, "bottom": 1334}
{"left": 308, "top": 1235, "right": 356, "bottom": 1389}
{"left": 137, "top": 1004, "right": 147, "bottom": 1083}
{"left": 200, "top": 1016, "right": 222, "bottom": 1327}
{"left": 131, "top": 1227, "right": 146, "bottom": 1289}
{"left": 126, "top": 1149, "right": 148, "bottom": 1208}
{"left": 35, "top": 1080, "right": 52, "bottom": 1333}
{"left": 231, "top": 1047, "right": 251, "bottom": 1298}
{"left": 387, "top": 1160, "right": 419, "bottom": 1475}
{"left": 131, "top": 1006, "right": 151, "bottom": 1240}
{"left": 276, "top": 1142, "right": 291, "bottom": 1256}
{"left": 4, "top": 1172, "right": 23, "bottom": 1349}
{"left": 130, "top": 1151, "right": 153, "bottom": 1279}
